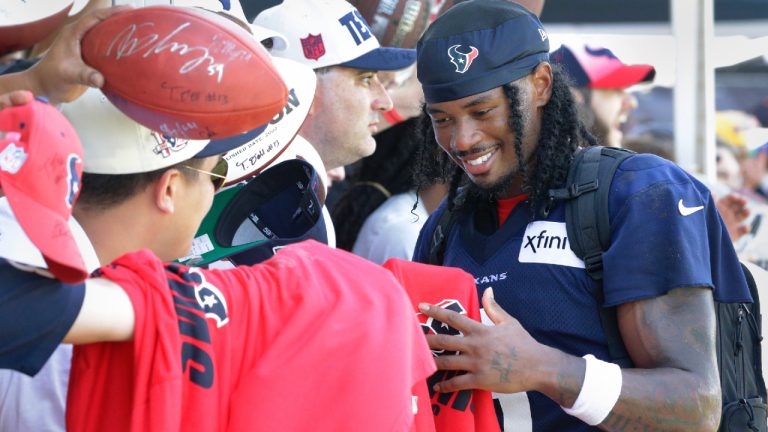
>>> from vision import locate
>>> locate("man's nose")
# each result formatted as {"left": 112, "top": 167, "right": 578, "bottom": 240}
{"left": 621, "top": 91, "right": 638, "bottom": 114}
{"left": 451, "top": 119, "right": 482, "bottom": 154}
{"left": 371, "top": 79, "right": 394, "bottom": 112}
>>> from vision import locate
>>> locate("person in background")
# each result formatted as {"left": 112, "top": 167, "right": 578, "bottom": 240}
{"left": 332, "top": 115, "right": 448, "bottom": 263}
{"left": 254, "top": 0, "right": 415, "bottom": 175}
{"left": 550, "top": 44, "right": 655, "bottom": 148}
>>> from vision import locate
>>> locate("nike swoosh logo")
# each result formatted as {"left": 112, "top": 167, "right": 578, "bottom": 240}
{"left": 678, "top": 199, "right": 704, "bottom": 216}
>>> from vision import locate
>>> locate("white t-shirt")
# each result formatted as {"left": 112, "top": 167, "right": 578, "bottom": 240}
{"left": 353, "top": 191, "right": 428, "bottom": 265}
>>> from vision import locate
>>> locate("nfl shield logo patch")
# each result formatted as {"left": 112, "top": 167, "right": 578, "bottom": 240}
{"left": 301, "top": 34, "right": 326, "bottom": 61}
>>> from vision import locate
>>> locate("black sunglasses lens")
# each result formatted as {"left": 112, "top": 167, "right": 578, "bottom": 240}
{"left": 212, "top": 159, "right": 228, "bottom": 190}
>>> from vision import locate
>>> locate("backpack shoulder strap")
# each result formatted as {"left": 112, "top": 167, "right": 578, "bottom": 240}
{"left": 427, "top": 188, "right": 469, "bottom": 266}
{"left": 740, "top": 260, "right": 768, "bottom": 400}
{"left": 550, "top": 146, "right": 635, "bottom": 280}
{"left": 549, "top": 146, "right": 635, "bottom": 367}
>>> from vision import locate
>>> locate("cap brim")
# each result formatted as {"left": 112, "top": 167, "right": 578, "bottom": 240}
{"left": 250, "top": 23, "right": 289, "bottom": 51}
{"left": 341, "top": 47, "right": 416, "bottom": 71}
{"left": 194, "top": 123, "right": 268, "bottom": 158}
{"left": 591, "top": 64, "right": 656, "bottom": 89}
{"left": 3, "top": 181, "right": 87, "bottom": 283}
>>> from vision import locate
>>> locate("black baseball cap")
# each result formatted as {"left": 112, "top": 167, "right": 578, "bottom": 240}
{"left": 179, "top": 159, "right": 327, "bottom": 267}
{"left": 416, "top": 0, "right": 550, "bottom": 104}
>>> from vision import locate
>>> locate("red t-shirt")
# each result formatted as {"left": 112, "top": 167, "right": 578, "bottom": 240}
{"left": 66, "top": 241, "right": 435, "bottom": 432}
{"left": 383, "top": 259, "right": 500, "bottom": 432}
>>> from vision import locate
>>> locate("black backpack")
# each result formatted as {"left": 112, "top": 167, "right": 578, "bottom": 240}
{"left": 428, "top": 146, "right": 767, "bottom": 431}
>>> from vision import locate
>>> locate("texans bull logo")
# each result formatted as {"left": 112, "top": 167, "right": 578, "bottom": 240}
{"left": 419, "top": 299, "right": 466, "bottom": 357}
{"left": 447, "top": 44, "right": 479, "bottom": 74}
{"left": 189, "top": 268, "right": 230, "bottom": 328}
{"left": 66, "top": 154, "right": 82, "bottom": 209}
{"left": 152, "top": 132, "right": 188, "bottom": 159}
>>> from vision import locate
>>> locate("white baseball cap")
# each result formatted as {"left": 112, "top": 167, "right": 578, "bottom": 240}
{"left": 219, "top": 57, "right": 317, "bottom": 184}
{"left": 254, "top": 0, "right": 415, "bottom": 71}
{"left": 743, "top": 128, "right": 768, "bottom": 155}
{"left": 112, "top": 1, "right": 289, "bottom": 52}
{"left": 112, "top": 0, "right": 246, "bottom": 21}
{"left": 61, "top": 89, "right": 232, "bottom": 174}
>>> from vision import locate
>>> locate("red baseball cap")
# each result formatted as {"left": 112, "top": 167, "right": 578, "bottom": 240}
{"left": 551, "top": 44, "right": 656, "bottom": 90}
{"left": 0, "top": 96, "right": 87, "bottom": 283}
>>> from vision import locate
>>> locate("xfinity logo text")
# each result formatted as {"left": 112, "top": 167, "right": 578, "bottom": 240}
{"left": 524, "top": 229, "right": 569, "bottom": 253}
{"left": 518, "top": 221, "right": 584, "bottom": 268}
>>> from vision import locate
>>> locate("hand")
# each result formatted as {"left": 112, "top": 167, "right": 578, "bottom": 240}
{"left": 716, "top": 192, "right": 750, "bottom": 241}
{"left": 0, "top": 90, "right": 33, "bottom": 109}
{"left": 24, "top": 6, "right": 130, "bottom": 104}
{"left": 418, "top": 288, "right": 547, "bottom": 394}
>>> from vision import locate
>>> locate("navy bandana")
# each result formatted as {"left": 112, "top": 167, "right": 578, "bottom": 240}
{"left": 416, "top": 0, "right": 550, "bottom": 103}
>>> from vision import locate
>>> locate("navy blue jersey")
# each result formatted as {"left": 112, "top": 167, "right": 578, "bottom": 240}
{"left": 413, "top": 154, "right": 751, "bottom": 431}
{"left": 0, "top": 258, "right": 85, "bottom": 376}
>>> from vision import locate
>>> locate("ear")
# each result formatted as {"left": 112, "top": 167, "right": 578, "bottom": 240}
{"left": 531, "top": 62, "right": 553, "bottom": 108}
{"left": 153, "top": 169, "right": 184, "bottom": 215}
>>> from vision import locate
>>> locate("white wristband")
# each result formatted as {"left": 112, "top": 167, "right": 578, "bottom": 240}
{"left": 562, "top": 354, "right": 623, "bottom": 426}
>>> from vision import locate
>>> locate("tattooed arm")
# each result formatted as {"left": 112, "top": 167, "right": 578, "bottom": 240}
{"left": 598, "top": 286, "right": 720, "bottom": 430}
{"left": 420, "top": 286, "right": 720, "bottom": 431}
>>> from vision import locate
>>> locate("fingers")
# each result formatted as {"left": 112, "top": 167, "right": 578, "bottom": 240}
{"left": 69, "top": 5, "right": 132, "bottom": 42}
{"left": 482, "top": 287, "right": 513, "bottom": 325}
{"left": 719, "top": 193, "right": 749, "bottom": 215}
{"left": 432, "top": 371, "right": 478, "bottom": 393}
{"left": 65, "top": 6, "right": 131, "bottom": 89}
{"left": 0, "top": 90, "right": 34, "bottom": 109}
{"left": 736, "top": 225, "right": 750, "bottom": 238}
{"left": 432, "top": 351, "right": 475, "bottom": 371}
{"left": 425, "top": 332, "right": 472, "bottom": 355}
{"left": 418, "top": 302, "right": 483, "bottom": 334}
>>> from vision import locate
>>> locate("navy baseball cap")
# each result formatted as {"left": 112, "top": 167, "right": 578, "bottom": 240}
{"left": 194, "top": 123, "right": 267, "bottom": 158}
{"left": 416, "top": 0, "right": 550, "bottom": 104}
{"left": 550, "top": 44, "right": 655, "bottom": 90}
{"left": 179, "top": 159, "right": 327, "bottom": 267}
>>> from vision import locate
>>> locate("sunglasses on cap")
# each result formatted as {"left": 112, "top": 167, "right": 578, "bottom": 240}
{"left": 182, "top": 158, "right": 229, "bottom": 191}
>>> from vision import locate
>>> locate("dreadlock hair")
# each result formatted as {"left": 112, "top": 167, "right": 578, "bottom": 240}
{"left": 331, "top": 117, "right": 444, "bottom": 251}
{"left": 413, "top": 105, "right": 464, "bottom": 212}
{"left": 413, "top": 65, "right": 599, "bottom": 218}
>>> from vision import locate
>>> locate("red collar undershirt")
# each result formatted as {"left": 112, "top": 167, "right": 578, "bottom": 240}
{"left": 496, "top": 194, "right": 529, "bottom": 226}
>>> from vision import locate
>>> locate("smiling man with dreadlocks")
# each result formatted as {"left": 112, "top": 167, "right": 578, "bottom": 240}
{"left": 410, "top": 1, "right": 752, "bottom": 431}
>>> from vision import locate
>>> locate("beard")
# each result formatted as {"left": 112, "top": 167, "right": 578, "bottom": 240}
{"left": 467, "top": 168, "right": 525, "bottom": 201}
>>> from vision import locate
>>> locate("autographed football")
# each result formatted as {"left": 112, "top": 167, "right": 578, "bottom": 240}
{"left": 0, "top": 0, "right": 74, "bottom": 56}
{"left": 81, "top": 6, "right": 288, "bottom": 140}
{"left": 350, "top": 0, "right": 430, "bottom": 49}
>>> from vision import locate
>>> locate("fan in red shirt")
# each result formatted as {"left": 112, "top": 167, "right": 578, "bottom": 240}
{"left": 67, "top": 241, "right": 436, "bottom": 432}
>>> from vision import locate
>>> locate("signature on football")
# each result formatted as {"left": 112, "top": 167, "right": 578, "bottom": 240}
{"left": 106, "top": 22, "right": 232, "bottom": 83}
